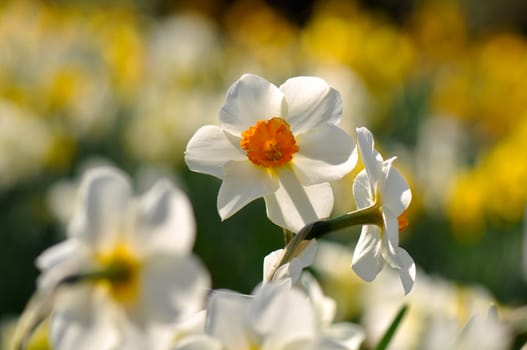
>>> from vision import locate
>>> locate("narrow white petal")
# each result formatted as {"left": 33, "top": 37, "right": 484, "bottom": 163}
{"left": 293, "top": 125, "right": 357, "bottom": 186}
{"left": 184, "top": 125, "right": 245, "bottom": 179}
{"left": 136, "top": 179, "right": 196, "bottom": 255}
{"left": 206, "top": 290, "right": 252, "bottom": 350}
{"left": 382, "top": 209, "right": 400, "bottom": 248}
{"left": 351, "top": 226, "right": 384, "bottom": 282}
{"left": 394, "top": 247, "right": 416, "bottom": 295}
{"left": 264, "top": 168, "right": 333, "bottom": 232}
{"left": 220, "top": 74, "right": 285, "bottom": 135}
{"left": 217, "top": 161, "right": 278, "bottom": 220}
{"left": 140, "top": 254, "right": 210, "bottom": 323}
{"left": 352, "top": 170, "right": 374, "bottom": 210}
{"left": 280, "top": 76, "right": 342, "bottom": 135}
{"left": 381, "top": 164, "right": 412, "bottom": 216}
{"left": 355, "top": 127, "right": 383, "bottom": 190}
{"left": 68, "top": 166, "right": 132, "bottom": 249}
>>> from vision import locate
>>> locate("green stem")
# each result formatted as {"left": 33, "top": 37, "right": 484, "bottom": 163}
{"left": 267, "top": 204, "right": 383, "bottom": 282}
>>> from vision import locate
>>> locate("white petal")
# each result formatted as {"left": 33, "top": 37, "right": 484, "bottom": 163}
{"left": 136, "top": 179, "right": 196, "bottom": 255}
{"left": 381, "top": 164, "right": 412, "bottom": 216}
{"left": 323, "top": 323, "right": 365, "bottom": 350}
{"left": 68, "top": 166, "right": 132, "bottom": 250}
{"left": 51, "top": 286, "right": 119, "bottom": 350}
{"left": 220, "top": 74, "right": 285, "bottom": 135}
{"left": 251, "top": 283, "right": 316, "bottom": 348}
{"left": 382, "top": 208, "right": 400, "bottom": 248}
{"left": 299, "top": 271, "right": 336, "bottom": 327}
{"left": 355, "top": 127, "right": 383, "bottom": 191}
{"left": 206, "top": 290, "right": 252, "bottom": 350}
{"left": 36, "top": 239, "right": 90, "bottom": 293}
{"left": 352, "top": 170, "right": 374, "bottom": 209}
{"left": 293, "top": 125, "right": 357, "bottom": 186}
{"left": 263, "top": 248, "right": 284, "bottom": 283}
{"left": 267, "top": 240, "right": 318, "bottom": 285}
{"left": 140, "top": 254, "right": 210, "bottom": 323}
{"left": 185, "top": 125, "right": 245, "bottom": 179}
{"left": 218, "top": 161, "right": 278, "bottom": 220}
{"left": 264, "top": 168, "right": 333, "bottom": 232}
{"left": 351, "top": 226, "right": 384, "bottom": 282}
{"left": 394, "top": 247, "right": 416, "bottom": 295}
{"left": 280, "top": 76, "right": 342, "bottom": 135}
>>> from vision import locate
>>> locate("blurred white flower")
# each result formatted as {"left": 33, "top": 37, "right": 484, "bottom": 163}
{"left": 351, "top": 127, "right": 415, "bottom": 294}
{"left": 0, "top": 101, "right": 54, "bottom": 189}
{"left": 185, "top": 73, "right": 357, "bottom": 232}
{"left": 205, "top": 282, "right": 360, "bottom": 350}
{"left": 36, "top": 166, "right": 210, "bottom": 350}
{"left": 415, "top": 115, "right": 466, "bottom": 212}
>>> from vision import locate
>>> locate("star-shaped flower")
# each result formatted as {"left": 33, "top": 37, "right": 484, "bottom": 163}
{"left": 185, "top": 73, "right": 357, "bottom": 232}
{"left": 351, "top": 127, "right": 416, "bottom": 294}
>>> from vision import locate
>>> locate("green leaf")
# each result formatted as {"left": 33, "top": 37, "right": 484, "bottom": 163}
{"left": 374, "top": 304, "right": 409, "bottom": 350}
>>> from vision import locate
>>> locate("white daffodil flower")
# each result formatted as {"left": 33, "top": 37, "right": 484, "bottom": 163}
{"left": 351, "top": 127, "right": 416, "bottom": 294}
{"left": 185, "top": 73, "right": 357, "bottom": 232}
{"left": 36, "top": 166, "right": 210, "bottom": 350}
{"left": 205, "top": 283, "right": 354, "bottom": 350}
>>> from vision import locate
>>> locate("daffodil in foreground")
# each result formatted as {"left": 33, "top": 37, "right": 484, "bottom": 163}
{"left": 34, "top": 166, "right": 210, "bottom": 350}
{"left": 185, "top": 73, "right": 357, "bottom": 232}
{"left": 203, "top": 282, "right": 362, "bottom": 350}
{"left": 351, "top": 127, "right": 415, "bottom": 294}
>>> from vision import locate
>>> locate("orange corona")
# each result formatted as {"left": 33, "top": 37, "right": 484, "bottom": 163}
{"left": 398, "top": 210, "right": 409, "bottom": 232}
{"left": 240, "top": 117, "right": 299, "bottom": 168}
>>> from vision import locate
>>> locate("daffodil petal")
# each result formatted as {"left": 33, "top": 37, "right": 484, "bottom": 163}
{"left": 382, "top": 165, "right": 412, "bottom": 216}
{"left": 217, "top": 161, "right": 278, "bottom": 220}
{"left": 293, "top": 124, "right": 357, "bottom": 186}
{"left": 136, "top": 179, "right": 196, "bottom": 255}
{"left": 51, "top": 285, "right": 119, "bottom": 350}
{"left": 280, "top": 76, "right": 342, "bottom": 135}
{"left": 141, "top": 254, "right": 210, "bottom": 323}
{"left": 206, "top": 290, "right": 253, "bottom": 350}
{"left": 394, "top": 247, "right": 416, "bottom": 295}
{"left": 185, "top": 125, "right": 245, "bottom": 179}
{"left": 36, "top": 240, "right": 89, "bottom": 292}
{"left": 264, "top": 168, "right": 333, "bottom": 232}
{"left": 382, "top": 208, "right": 400, "bottom": 247}
{"left": 355, "top": 127, "right": 383, "bottom": 189}
{"left": 68, "top": 166, "right": 132, "bottom": 250}
{"left": 351, "top": 226, "right": 384, "bottom": 282}
{"left": 220, "top": 73, "right": 285, "bottom": 135}
{"left": 352, "top": 170, "right": 374, "bottom": 209}
{"left": 250, "top": 284, "right": 316, "bottom": 348}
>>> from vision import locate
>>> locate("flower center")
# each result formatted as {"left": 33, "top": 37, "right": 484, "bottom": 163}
{"left": 240, "top": 117, "right": 299, "bottom": 168}
{"left": 96, "top": 244, "right": 141, "bottom": 304}
{"left": 398, "top": 210, "right": 409, "bottom": 232}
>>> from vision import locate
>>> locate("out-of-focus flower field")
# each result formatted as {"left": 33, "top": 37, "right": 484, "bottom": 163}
{"left": 1, "top": 0, "right": 527, "bottom": 348}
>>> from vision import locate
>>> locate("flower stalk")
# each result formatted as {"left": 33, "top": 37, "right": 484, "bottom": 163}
{"left": 268, "top": 203, "right": 383, "bottom": 281}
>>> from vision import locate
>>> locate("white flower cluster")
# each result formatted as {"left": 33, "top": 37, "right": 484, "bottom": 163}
{"left": 14, "top": 74, "right": 416, "bottom": 350}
